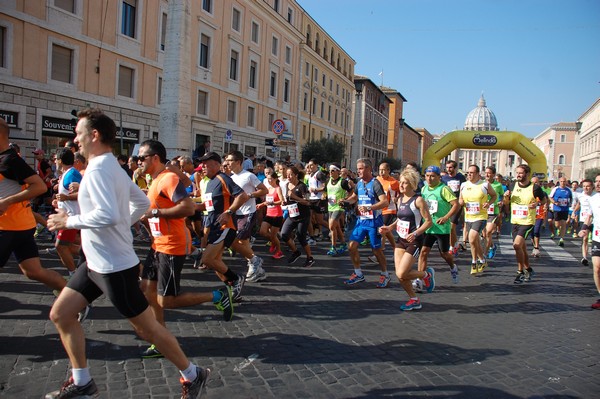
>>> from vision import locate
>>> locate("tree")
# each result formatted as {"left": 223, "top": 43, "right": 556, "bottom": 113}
{"left": 584, "top": 167, "right": 600, "bottom": 181}
{"left": 300, "top": 137, "right": 346, "bottom": 165}
{"left": 378, "top": 157, "right": 402, "bottom": 172}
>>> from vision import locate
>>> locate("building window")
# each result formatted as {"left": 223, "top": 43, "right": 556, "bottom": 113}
{"left": 121, "top": 0, "right": 136, "bottom": 38}
{"left": 247, "top": 106, "right": 255, "bottom": 127}
{"left": 271, "top": 36, "right": 278, "bottom": 56}
{"left": 51, "top": 44, "right": 73, "bottom": 84}
{"left": 249, "top": 60, "right": 257, "bottom": 89}
{"left": 0, "top": 26, "right": 5, "bottom": 68}
{"left": 303, "top": 92, "right": 307, "bottom": 111}
{"left": 320, "top": 101, "right": 324, "bottom": 118}
{"left": 328, "top": 105, "right": 331, "bottom": 121}
{"left": 197, "top": 90, "right": 208, "bottom": 115}
{"left": 251, "top": 21, "right": 259, "bottom": 44}
{"left": 558, "top": 154, "right": 566, "bottom": 165}
{"left": 560, "top": 134, "right": 566, "bottom": 143}
{"left": 229, "top": 50, "right": 239, "bottom": 81}
{"left": 54, "top": 0, "right": 75, "bottom": 13}
{"left": 313, "top": 67, "right": 318, "bottom": 82}
{"left": 285, "top": 46, "right": 291, "bottom": 64}
{"left": 273, "top": 0, "right": 280, "bottom": 13}
{"left": 199, "top": 34, "right": 210, "bottom": 68}
{"left": 269, "top": 71, "right": 277, "bottom": 97}
{"left": 312, "top": 98, "right": 316, "bottom": 114}
{"left": 157, "top": 76, "right": 162, "bottom": 105}
{"left": 322, "top": 73, "right": 326, "bottom": 87}
{"left": 287, "top": 7, "right": 293, "bottom": 23}
{"left": 160, "top": 12, "right": 167, "bottom": 51}
{"left": 268, "top": 113, "right": 275, "bottom": 128}
{"left": 202, "top": 0, "right": 212, "bottom": 13}
{"left": 227, "top": 100, "right": 237, "bottom": 123}
{"left": 118, "top": 65, "right": 134, "bottom": 97}
{"left": 329, "top": 79, "right": 333, "bottom": 91}
{"left": 232, "top": 8, "right": 241, "bottom": 32}
{"left": 284, "top": 78, "right": 290, "bottom": 103}
{"left": 305, "top": 62, "right": 309, "bottom": 77}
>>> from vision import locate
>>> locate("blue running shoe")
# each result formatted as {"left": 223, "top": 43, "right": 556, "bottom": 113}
{"left": 400, "top": 298, "right": 422, "bottom": 311}
{"left": 344, "top": 273, "right": 365, "bottom": 285}
{"left": 488, "top": 243, "right": 497, "bottom": 259}
{"left": 337, "top": 243, "right": 348, "bottom": 254}
{"left": 423, "top": 267, "right": 436, "bottom": 293}
{"left": 327, "top": 247, "right": 337, "bottom": 256}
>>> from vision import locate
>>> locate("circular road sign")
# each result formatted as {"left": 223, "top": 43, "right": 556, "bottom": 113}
{"left": 272, "top": 119, "right": 285, "bottom": 136}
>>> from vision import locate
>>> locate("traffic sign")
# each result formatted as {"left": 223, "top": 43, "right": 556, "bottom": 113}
{"left": 272, "top": 119, "right": 285, "bottom": 136}
{"left": 225, "top": 129, "right": 232, "bottom": 142}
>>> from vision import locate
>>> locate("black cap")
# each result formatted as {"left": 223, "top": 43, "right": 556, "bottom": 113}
{"left": 197, "top": 151, "right": 221, "bottom": 163}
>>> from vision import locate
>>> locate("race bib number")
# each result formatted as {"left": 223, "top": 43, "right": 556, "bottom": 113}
{"left": 396, "top": 220, "right": 410, "bottom": 239}
{"left": 328, "top": 195, "right": 337, "bottom": 206}
{"left": 512, "top": 205, "right": 528, "bottom": 219}
{"left": 204, "top": 193, "right": 214, "bottom": 212}
{"left": 557, "top": 198, "right": 568, "bottom": 207}
{"left": 594, "top": 225, "right": 600, "bottom": 238}
{"left": 448, "top": 180, "right": 460, "bottom": 192}
{"left": 359, "top": 207, "right": 373, "bottom": 219}
{"left": 466, "top": 202, "right": 480, "bottom": 215}
{"left": 288, "top": 203, "right": 300, "bottom": 218}
{"left": 266, "top": 195, "right": 274, "bottom": 206}
{"left": 426, "top": 199, "right": 438, "bottom": 214}
{"left": 148, "top": 217, "right": 162, "bottom": 237}
{"left": 487, "top": 203, "right": 495, "bottom": 214}
{"left": 358, "top": 195, "right": 373, "bottom": 219}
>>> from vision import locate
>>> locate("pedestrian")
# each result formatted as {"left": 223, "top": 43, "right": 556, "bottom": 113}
{"left": 0, "top": 117, "right": 67, "bottom": 294}
{"left": 137, "top": 140, "right": 234, "bottom": 359}
{"left": 51, "top": 148, "right": 83, "bottom": 275}
{"left": 549, "top": 177, "right": 572, "bottom": 246}
{"left": 195, "top": 151, "right": 248, "bottom": 301}
{"left": 458, "top": 164, "right": 496, "bottom": 275}
{"left": 257, "top": 170, "right": 285, "bottom": 259}
{"left": 46, "top": 108, "right": 210, "bottom": 398}
{"left": 442, "top": 160, "right": 466, "bottom": 255}
{"left": 343, "top": 158, "right": 391, "bottom": 287}
{"left": 418, "top": 165, "right": 461, "bottom": 284}
{"left": 578, "top": 174, "right": 600, "bottom": 309}
{"left": 502, "top": 164, "right": 546, "bottom": 284}
{"left": 225, "top": 151, "right": 268, "bottom": 282}
{"left": 280, "top": 165, "right": 315, "bottom": 267}
{"left": 379, "top": 168, "right": 433, "bottom": 310}
{"left": 483, "top": 166, "right": 505, "bottom": 259}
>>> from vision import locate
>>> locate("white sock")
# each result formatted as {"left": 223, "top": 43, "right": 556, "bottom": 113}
{"left": 72, "top": 367, "right": 91, "bottom": 386}
{"left": 180, "top": 362, "right": 198, "bottom": 382}
{"left": 354, "top": 269, "right": 363, "bottom": 276}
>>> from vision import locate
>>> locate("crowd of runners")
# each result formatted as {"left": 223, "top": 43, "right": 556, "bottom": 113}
{"left": 1, "top": 109, "right": 599, "bottom": 398}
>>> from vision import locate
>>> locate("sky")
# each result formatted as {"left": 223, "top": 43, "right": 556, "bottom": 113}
{"left": 298, "top": 0, "right": 600, "bottom": 138}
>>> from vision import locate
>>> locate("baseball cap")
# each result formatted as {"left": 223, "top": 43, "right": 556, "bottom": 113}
{"left": 32, "top": 148, "right": 45, "bottom": 156}
{"left": 197, "top": 151, "right": 221, "bottom": 164}
{"left": 424, "top": 165, "right": 441, "bottom": 175}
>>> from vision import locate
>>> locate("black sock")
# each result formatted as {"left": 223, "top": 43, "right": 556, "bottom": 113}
{"left": 224, "top": 268, "right": 238, "bottom": 282}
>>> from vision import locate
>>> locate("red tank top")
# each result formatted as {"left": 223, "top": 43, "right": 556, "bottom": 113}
{"left": 266, "top": 186, "right": 283, "bottom": 217}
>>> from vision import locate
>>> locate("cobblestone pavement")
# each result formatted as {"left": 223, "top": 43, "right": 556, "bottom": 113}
{"left": 0, "top": 225, "right": 598, "bottom": 398}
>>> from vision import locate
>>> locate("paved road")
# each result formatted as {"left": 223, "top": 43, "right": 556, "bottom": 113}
{"left": 0, "top": 226, "right": 598, "bottom": 398}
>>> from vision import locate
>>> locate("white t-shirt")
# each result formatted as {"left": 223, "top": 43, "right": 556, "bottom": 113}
{"left": 66, "top": 153, "right": 150, "bottom": 274}
{"left": 231, "top": 169, "right": 261, "bottom": 215}
{"left": 589, "top": 193, "right": 600, "bottom": 241}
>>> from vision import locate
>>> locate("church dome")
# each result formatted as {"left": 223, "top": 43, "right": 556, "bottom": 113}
{"left": 464, "top": 94, "right": 498, "bottom": 131}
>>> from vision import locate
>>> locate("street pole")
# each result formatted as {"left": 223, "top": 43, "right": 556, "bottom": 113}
{"left": 119, "top": 109, "right": 123, "bottom": 155}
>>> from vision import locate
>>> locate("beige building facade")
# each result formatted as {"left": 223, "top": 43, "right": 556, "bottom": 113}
{"left": 381, "top": 87, "right": 406, "bottom": 161}
{"left": 532, "top": 122, "right": 577, "bottom": 181}
{"left": 572, "top": 98, "right": 600, "bottom": 180}
{"left": 0, "top": 0, "right": 356, "bottom": 165}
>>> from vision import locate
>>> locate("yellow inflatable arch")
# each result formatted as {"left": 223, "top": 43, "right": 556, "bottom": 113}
{"left": 422, "top": 130, "right": 547, "bottom": 179}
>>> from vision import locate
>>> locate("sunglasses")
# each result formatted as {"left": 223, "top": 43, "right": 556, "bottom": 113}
{"left": 138, "top": 154, "right": 156, "bottom": 161}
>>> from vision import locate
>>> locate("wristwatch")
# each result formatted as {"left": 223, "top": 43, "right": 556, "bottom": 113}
{"left": 225, "top": 209, "right": 233, "bottom": 215}
{"left": 152, "top": 209, "right": 159, "bottom": 217}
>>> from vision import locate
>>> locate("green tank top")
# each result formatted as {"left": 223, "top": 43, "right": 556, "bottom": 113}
{"left": 489, "top": 181, "right": 505, "bottom": 215}
{"left": 326, "top": 177, "right": 346, "bottom": 212}
{"left": 422, "top": 183, "right": 453, "bottom": 234}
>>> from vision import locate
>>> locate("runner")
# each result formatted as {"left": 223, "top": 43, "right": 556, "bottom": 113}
{"left": 530, "top": 176, "right": 548, "bottom": 258}
{"left": 578, "top": 174, "right": 600, "bottom": 309}
{"left": 379, "top": 168, "right": 433, "bottom": 310}
{"left": 196, "top": 152, "right": 248, "bottom": 301}
{"left": 257, "top": 170, "right": 285, "bottom": 259}
{"left": 0, "top": 117, "right": 67, "bottom": 293}
{"left": 377, "top": 162, "right": 400, "bottom": 252}
{"left": 442, "top": 160, "right": 466, "bottom": 255}
{"left": 483, "top": 166, "right": 505, "bottom": 259}
{"left": 343, "top": 158, "right": 391, "bottom": 287}
{"left": 306, "top": 159, "right": 329, "bottom": 242}
{"left": 418, "top": 165, "right": 461, "bottom": 284}
{"left": 225, "top": 151, "right": 268, "bottom": 282}
{"left": 46, "top": 109, "right": 209, "bottom": 398}
{"left": 573, "top": 179, "right": 595, "bottom": 266}
{"left": 549, "top": 177, "right": 572, "bottom": 247}
{"left": 458, "top": 165, "right": 496, "bottom": 275}
{"left": 137, "top": 140, "right": 234, "bottom": 359}
{"left": 325, "top": 163, "right": 351, "bottom": 256}
{"left": 502, "top": 164, "right": 546, "bottom": 284}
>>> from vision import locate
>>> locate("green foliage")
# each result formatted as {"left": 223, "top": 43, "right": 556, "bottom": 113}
{"left": 584, "top": 167, "right": 600, "bottom": 181}
{"left": 379, "top": 157, "right": 402, "bottom": 172}
{"left": 300, "top": 137, "right": 346, "bottom": 164}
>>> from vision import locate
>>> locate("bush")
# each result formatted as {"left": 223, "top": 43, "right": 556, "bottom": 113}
{"left": 300, "top": 137, "right": 346, "bottom": 165}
